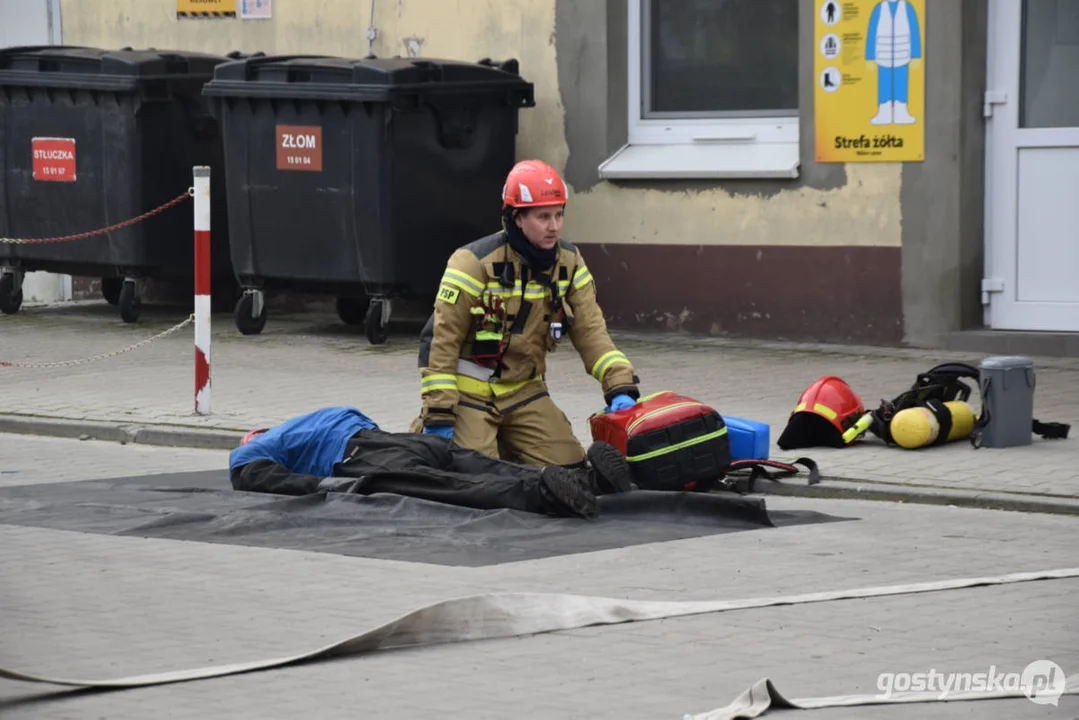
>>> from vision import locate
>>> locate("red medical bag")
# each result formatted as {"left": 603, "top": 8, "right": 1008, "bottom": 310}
{"left": 589, "top": 391, "right": 732, "bottom": 492}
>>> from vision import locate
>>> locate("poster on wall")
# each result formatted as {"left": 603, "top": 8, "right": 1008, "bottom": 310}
{"left": 241, "top": 0, "right": 272, "bottom": 19}
{"left": 814, "top": 0, "right": 925, "bottom": 163}
{"left": 176, "top": 0, "right": 237, "bottom": 19}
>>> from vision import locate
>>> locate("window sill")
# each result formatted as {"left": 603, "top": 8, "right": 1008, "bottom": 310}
{"left": 597, "top": 141, "right": 800, "bottom": 180}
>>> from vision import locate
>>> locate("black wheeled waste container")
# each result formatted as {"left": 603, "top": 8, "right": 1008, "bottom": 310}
{"left": 201, "top": 54, "right": 535, "bottom": 343}
{"left": 0, "top": 46, "right": 239, "bottom": 322}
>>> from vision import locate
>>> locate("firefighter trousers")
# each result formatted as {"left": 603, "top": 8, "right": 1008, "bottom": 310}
{"left": 451, "top": 380, "right": 588, "bottom": 467}
{"left": 231, "top": 429, "right": 582, "bottom": 517}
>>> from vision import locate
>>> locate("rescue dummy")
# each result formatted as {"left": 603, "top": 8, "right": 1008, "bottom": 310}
{"left": 414, "top": 159, "right": 640, "bottom": 466}
{"left": 229, "top": 406, "right": 636, "bottom": 520}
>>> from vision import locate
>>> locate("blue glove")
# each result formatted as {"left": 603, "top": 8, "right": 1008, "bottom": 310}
{"left": 608, "top": 394, "right": 637, "bottom": 412}
{"left": 424, "top": 425, "right": 455, "bottom": 439}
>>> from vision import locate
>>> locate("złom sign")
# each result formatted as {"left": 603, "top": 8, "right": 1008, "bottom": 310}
{"left": 275, "top": 125, "right": 323, "bottom": 172}
{"left": 32, "top": 137, "right": 77, "bottom": 182}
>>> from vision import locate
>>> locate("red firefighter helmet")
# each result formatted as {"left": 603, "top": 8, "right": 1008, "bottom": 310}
{"left": 240, "top": 428, "right": 268, "bottom": 446}
{"left": 777, "top": 376, "right": 867, "bottom": 449}
{"left": 501, "top": 159, "right": 569, "bottom": 210}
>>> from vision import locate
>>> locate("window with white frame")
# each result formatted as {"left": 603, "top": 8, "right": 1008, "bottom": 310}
{"left": 599, "top": 0, "right": 801, "bottom": 180}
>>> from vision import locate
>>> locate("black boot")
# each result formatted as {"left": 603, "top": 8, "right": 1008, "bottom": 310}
{"left": 539, "top": 466, "right": 598, "bottom": 519}
{"left": 586, "top": 442, "right": 636, "bottom": 494}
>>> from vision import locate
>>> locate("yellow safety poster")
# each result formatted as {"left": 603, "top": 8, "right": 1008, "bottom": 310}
{"left": 815, "top": 0, "right": 925, "bottom": 163}
{"left": 177, "top": 0, "right": 237, "bottom": 18}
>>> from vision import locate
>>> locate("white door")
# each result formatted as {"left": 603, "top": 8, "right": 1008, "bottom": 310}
{"left": 984, "top": 0, "right": 1079, "bottom": 332}
{"left": 0, "top": 0, "right": 70, "bottom": 305}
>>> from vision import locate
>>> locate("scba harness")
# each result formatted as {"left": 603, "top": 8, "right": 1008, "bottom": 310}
{"left": 868, "top": 362, "right": 1070, "bottom": 449}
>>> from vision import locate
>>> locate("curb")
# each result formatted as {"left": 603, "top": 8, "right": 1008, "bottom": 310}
{"left": 754, "top": 477, "right": 1079, "bottom": 516}
{"left": 3, "top": 414, "right": 1078, "bottom": 516}
{"left": 0, "top": 415, "right": 242, "bottom": 451}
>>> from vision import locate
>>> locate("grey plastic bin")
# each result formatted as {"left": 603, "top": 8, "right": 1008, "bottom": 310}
{"left": 978, "top": 356, "right": 1035, "bottom": 448}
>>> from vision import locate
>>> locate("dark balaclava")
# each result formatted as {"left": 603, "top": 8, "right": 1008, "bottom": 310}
{"left": 502, "top": 207, "right": 559, "bottom": 272}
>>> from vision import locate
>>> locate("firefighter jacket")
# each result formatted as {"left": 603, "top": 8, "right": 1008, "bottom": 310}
{"left": 417, "top": 231, "right": 639, "bottom": 427}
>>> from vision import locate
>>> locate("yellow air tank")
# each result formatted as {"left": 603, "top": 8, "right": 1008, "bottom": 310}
{"left": 889, "top": 401, "right": 977, "bottom": 449}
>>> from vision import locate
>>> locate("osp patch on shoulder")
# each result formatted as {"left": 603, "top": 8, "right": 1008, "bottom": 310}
{"left": 437, "top": 285, "right": 461, "bottom": 305}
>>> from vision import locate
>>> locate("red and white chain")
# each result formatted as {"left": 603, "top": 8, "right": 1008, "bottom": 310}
{"left": 0, "top": 188, "right": 194, "bottom": 245}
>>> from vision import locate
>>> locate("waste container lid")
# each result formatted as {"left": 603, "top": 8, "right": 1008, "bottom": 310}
{"left": 202, "top": 54, "right": 535, "bottom": 104}
{"left": 980, "top": 356, "right": 1034, "bottom": 370}
{"left": 0, "top": 46, "right": 239, "bottom": 91}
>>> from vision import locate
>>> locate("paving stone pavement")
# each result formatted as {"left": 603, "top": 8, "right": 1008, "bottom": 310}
{"left": 1, "top": 301, "right": 1078, "bottom": 503}
{"left": 1, "top": 436, "right": 1078, "bottom": 719}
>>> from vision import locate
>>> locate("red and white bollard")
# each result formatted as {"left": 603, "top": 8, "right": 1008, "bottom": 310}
{"left": 193, "top": 166, "right": 212, "bottom": 415}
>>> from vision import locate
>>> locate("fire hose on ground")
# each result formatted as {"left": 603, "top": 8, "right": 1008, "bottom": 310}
{"left": 0, "top": 565, "right": 1075, "bottom": 716}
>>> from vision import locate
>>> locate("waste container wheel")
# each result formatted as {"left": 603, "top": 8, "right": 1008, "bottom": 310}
{"left": 0, "top": 274, "right": 22, "bottom": 315}
{"left": 101, "top": 277, "right": 123, "bottom": 306}
{"left": 235, "top": 292, "right": 267, "bottom": 336}
{"left": 365, "top": 299, "right": 389, "bottom": 345}
{"left": 118, "top": 280, "right": 142, "bottom": 324}
{"left": 335, "top": 296, "right": 369, "bottom": 326}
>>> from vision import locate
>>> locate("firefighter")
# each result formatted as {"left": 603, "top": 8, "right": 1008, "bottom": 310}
{"left": 414, "top": 159, "right": 640, "bottom": 467}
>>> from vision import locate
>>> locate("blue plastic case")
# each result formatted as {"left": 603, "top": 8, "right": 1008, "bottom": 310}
{"left": 723, "top": 416, "right": 770, "bottom": 460}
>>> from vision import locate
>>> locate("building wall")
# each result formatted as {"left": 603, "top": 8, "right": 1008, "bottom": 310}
{"left": 559, "top": 0, "right": 902, "bottom": 345}
{"left": 59, "top": 0, "right": 565, "bottom": 170}
{"left": 899, "top": 0, "right": 987, "bottom": 348}
{"left": 59, "top": 0, "right": 985, "bottom": 347}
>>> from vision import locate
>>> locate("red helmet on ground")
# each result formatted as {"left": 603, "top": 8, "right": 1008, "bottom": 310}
{"left": 240, "top": 428, "right": 268, "bottom": 446}
{"left": 501, "top": 159, "right": 569, "bottom": 210}
{"left": 777, "top": 376, "right": 868, "bottom": 449}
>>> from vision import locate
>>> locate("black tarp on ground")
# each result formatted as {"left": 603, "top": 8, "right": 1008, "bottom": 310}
{"left": 0, "top": 471, "right": 855, "bottom": 566}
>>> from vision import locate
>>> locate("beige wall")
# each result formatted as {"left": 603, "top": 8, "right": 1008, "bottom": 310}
{"left": 572, "top": 165, "right": 900, "bottom": 247}
{"left": 61, "top": 0, "right": 901, "bottom": 250}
